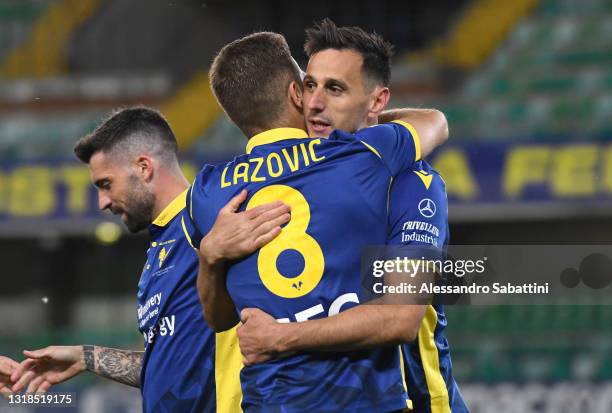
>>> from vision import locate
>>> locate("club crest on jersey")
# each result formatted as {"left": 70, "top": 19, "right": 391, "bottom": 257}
{"left": 159, "top": 246, "right": 171, "bottom": 268}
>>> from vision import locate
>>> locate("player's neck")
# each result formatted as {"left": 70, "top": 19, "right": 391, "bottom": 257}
{"left": 151, "top": 171, "right": 189, "bottom": 219}
{"left": 246, "top": 107, "right": 306, "bottom": 137}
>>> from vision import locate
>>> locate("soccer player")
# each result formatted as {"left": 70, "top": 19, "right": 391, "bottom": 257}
{"left": 204, "top": 21, "right": 468, "bottom": 412}
{"left": 285, "top": 20, "right": 468, "bottom": 413}
{"left": 9, "top": 107, "right": 285, "bottom": 412}
{"left": 189, "top": 31, "right": 448, "bottom": 412}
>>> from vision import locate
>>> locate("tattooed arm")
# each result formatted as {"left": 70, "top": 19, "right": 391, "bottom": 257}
{"left": 11, "top": 345, "right": 143, "bottom": 393}
{"left": 84, "top": 345, "right": 142, "bottom": 387}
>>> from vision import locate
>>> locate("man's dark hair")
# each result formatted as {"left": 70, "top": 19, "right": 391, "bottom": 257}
{"left": 74, "top": 107, "right": 179, "bottom": 164}
{"left": 209, "top": 32, "right": 302, "bottom": 136}
{"left": 304, "top": 19, "right": 394, "bottom": 87}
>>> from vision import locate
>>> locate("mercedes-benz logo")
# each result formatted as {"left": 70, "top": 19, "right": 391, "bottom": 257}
{"left": 418, "top": 198, "right": 436, "bottom": 218}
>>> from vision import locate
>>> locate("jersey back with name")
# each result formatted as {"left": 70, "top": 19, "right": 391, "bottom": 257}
{"left": 188, "top": 123, "right": 420, "bottom": 412}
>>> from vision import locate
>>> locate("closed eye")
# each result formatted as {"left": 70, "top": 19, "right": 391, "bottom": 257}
{"left": 95, "top": 179, "right": 111, "bottom": 190}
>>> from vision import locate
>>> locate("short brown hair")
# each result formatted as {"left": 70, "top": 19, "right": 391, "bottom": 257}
{"left": 74, "top": 106, "right": 178, "bottom": 164}
{"left": 209, "top": 32, "right": 302, "bottom": 136}
{"left": 305, "top": 19, "right": 394, "bottom": 87}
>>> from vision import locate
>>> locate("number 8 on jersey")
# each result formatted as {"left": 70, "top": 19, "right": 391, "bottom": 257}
{"left": 247, "top": 185, "right": 325, "bottom": 298}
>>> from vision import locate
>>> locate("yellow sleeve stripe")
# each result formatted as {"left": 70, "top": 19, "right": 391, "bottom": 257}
{"left": 392, "top": 120, "right": 422, "bottom": 161}
{"left": 359, "top": 140, "right": 382, "bottom": 158}
{"left": 215, "top": 326, "right": 244, "bottom": 413}
{"left": 418, "top": 305, "right": 451, "bottom": 413}
{"left": 398, "top": 346, "right": 414, "bottom": 411}
{"left": 180, "top": 216, "right": 198, "bottom": 252}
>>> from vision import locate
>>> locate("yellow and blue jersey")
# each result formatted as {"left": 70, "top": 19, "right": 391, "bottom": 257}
{"left": 137, "top": 190, "right": 242, "bottom": 413}
{"left": 387, "top": 161, "right": 468, "bottom": 413}
{"left": 188, "top": 122, "right": 421, "bottom": 412}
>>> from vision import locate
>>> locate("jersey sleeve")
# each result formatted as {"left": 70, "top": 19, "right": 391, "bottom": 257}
{"left": 387, "top": 167, "right": 448, "bottom": 250}
{"left": 184, "top": 164, "right": 215, "bottom": 250}
{"left": 354, "top": 121, "right": 421, "bottom": 176}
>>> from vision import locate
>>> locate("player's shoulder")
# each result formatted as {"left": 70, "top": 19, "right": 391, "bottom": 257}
{"left": 195, "top": 154, "right": 250, "bottom": 177}
{"left": 177, "top": 208, "right": 201, "bottom": 252}
{"left": 326, "top": 123, "right": 403, "bottom": 142}
{"left": 388, "top": 161, "right": 448, "bottom": 244}
{"left": 327, "top": 128, "right": 358, "bottom": 143}
{"left": 353, "top": 122, "right": 407, "bottom": 139}
{"left": 193, "top": 163, "right": 215, "bottom": 183}
{"left": 193, "top": 154, "right": 250, "bottom": 190}
{"left": 394, "top": 160, "right": 446, "bottom": 194}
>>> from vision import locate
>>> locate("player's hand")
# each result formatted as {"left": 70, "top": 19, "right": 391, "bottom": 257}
{"left": 11, "top": 346, "right": 86, "bottom": 394}
{"left": 0, "top": 356, "right": 19, "bottom": 398}
{"left": 200, "top": 189, "right": 291, "bottom": 265}
{"left": 237, "top": 308, "right": 288, "bottom": 366}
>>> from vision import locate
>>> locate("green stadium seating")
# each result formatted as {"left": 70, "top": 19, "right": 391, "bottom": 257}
{"left": 0, "top": 2, "right": 48, "bottom": 22}
{"left": 426, "top": 0, "right": 612, "bottom": 140}
{"left": 0, "top": 113, "right": 102, "bottom": 159}
{"left": 0, "top": 1, "right": 50, "bottom": 61}
{"left": 444, "top": 305, "right": 612, "bottom": 382}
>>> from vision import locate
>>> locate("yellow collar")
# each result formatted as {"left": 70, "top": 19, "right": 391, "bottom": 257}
{"left": 152, "top": 189, "right": 188, "bottom": 227}
{"left": 246, "top": 128, "right": 309, "bottom": 154}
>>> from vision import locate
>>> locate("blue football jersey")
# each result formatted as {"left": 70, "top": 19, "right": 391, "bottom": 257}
{"left": 387, "top": 161, "right": 468, "bottom": 413}
{"left": 188, "top": 122, "right": 421, "bottom": 412}
{"left": 138, "top": 190, "right": 242, "bottom": 413}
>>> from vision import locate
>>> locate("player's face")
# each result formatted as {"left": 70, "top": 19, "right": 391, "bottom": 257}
{"left": 303, "top": 49, "right": 373, "bottom": 137}
{"left": 89, "top": 152, "right": 155, "bottom": 233}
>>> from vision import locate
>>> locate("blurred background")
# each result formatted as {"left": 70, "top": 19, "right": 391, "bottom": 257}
{"left": 0, "top": 0, "right": 611, "bottom": 411}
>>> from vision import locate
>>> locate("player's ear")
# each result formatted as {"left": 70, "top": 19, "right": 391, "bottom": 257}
{"left": 369, "top": 86, "right": 390, "bottom": 117}
{"left": 289, "top": 80, "right": 303, "bottom": 110}
{"left": 134, "top": 155, "right": 154, "bottom": 182}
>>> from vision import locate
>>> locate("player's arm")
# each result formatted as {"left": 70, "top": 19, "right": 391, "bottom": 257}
{"left": 238, "top": 265, "right": 432, "bottom": 365}
{"left": 11, "top": 345, "right": 143, "bottom": 393}
{"left": 186, "top": 169, "right": 250, "bottom": 332}
{"left": 238, "top": 303, "right": 426, "bottom": 365}
{"left": 197, "top": 190, "right": 291, "bottom": 332}
{"left": 0, "top": 356, "right": 19, "bottom": 398}
{"left": 238, "top": 266, "right": 431, "bottom": 365}
{"left": 197, "top": 254, "right": 238, "bottom": 332}
{"left": 378, "top": 108, "right": 449, "bottom": 158}
{"left": 238, "top": 169, "right": 448, "bottom": 365}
